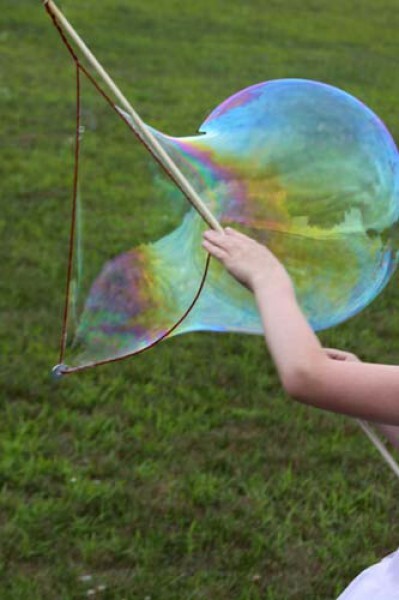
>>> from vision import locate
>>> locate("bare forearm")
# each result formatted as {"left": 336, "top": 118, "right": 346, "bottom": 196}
{"left": 254, "top": 279, "right": 399, "bottom": 424}
{"left": 254, "top": 279, "right": 325, "bottom": 392}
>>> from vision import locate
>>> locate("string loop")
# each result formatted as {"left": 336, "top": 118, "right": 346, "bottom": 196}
{"left": 46, "top": 2, "right": 211, "bottom": 375}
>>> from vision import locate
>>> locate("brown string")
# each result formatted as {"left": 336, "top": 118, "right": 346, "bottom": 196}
{"left": 46, "top": 2, "right": 211, "bottom": 375}
{"left": 59, "top": 63, "right": 81, "bottom": 365}
{"left": 60, "top": 254, "right": 211, "bottom": 375}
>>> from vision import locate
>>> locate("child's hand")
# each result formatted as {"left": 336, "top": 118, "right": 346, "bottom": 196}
{"left": 324, "top": 348, "right": 361, "bottom": 362}
{"left": 202, "top": 227, "right": 291, "bottom": 292}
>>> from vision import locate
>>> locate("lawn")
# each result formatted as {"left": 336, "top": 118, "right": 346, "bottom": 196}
{"left": 1, "top": 0, "right": 399, "bottom": 598}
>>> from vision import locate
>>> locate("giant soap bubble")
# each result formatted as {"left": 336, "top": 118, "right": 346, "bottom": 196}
{"left": 67, "top": 79, "right": 399, "bottom": 369}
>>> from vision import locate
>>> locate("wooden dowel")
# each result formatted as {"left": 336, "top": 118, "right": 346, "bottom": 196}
{"left": 43, "top": 0, "right": 224, "bottom": 233}
{"left": 357, "top": 419, "right": 399, "bottom": 480}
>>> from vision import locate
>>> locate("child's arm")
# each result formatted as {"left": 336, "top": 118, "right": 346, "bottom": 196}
{"left": 324, "top": 348, "right": 399, "bottom": 450}
{"left": 203, "top": 227, "right": 399, "bottom": 426}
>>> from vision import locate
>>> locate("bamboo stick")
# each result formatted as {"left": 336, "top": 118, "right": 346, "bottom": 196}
{"left": 43, "top": 0, "right": 224, "bottom": 233}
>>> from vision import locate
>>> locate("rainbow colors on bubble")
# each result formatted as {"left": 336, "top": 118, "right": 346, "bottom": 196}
{"left": 66, "top": 79, "right": 399, "bottom": 368}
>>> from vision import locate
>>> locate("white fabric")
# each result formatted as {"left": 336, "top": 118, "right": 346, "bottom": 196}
{"left": 337, "top": 548, "right": 399, "bottom": 599}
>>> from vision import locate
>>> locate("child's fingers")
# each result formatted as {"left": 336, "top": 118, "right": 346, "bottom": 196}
{"left": 204, "top": 228, "right": 248, "bottom": 248}
{"left": 203, "top": 229, "right": 224, "bottom": 240}
{"left": 202, "top": 240, "right": 228, "bottom": 261}
{"left": 225, "top": 227, "right": 255, "bottom": 243}
{"left": 324, "top": 348, "right": 360, "bottom": 362}
{"left": 203, "top": 230, "right": 231, "bottom": 249}
{"left": 225, "top": 227, "right": 246, "bottom": 238}
{"left": 225, "top": 227, "right": 273, "bottom": 253}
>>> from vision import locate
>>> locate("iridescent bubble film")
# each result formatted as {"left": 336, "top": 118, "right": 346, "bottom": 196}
{"left": 66, "top": 79, "right": 399, "bottom": 369}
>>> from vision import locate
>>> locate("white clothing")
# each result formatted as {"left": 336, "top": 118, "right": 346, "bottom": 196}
{"left": 337, "top": 548, "right": 399, "bottom": 599}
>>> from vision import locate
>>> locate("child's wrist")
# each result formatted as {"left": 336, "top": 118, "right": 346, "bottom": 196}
{"left": 252, "top": 268, "right": 294, "bottom": 299}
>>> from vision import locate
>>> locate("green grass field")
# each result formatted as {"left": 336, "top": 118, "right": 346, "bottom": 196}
{"left": 2, "top": 1, "right": 399, "bottom": 598}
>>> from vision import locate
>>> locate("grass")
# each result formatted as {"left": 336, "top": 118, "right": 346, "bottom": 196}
{"left": 2, "top": 0, "right": 399, "bottom": 598}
